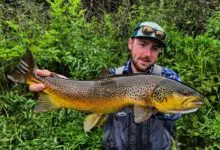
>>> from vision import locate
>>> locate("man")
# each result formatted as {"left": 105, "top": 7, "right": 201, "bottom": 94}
{"left": 102, "top": 21, "right": 181, "bottom": 150}
{"left": 30, "top": 21, "right": 181, "bottom": 150}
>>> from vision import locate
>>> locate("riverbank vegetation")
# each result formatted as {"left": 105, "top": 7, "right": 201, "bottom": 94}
{"left": 0, "top": 0, "right": 219, "bottom": 149}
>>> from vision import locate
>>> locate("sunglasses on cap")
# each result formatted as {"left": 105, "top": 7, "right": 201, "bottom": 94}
{"left": 138, "top": 25, "right": 166, "bottom": 41}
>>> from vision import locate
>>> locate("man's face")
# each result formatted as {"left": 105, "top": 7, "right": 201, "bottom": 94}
{"left": 128, "top": 38, "right": 162, "bottom": 72}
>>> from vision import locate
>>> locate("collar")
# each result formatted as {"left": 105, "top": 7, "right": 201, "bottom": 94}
{"left": 122, "top": 60, "right": 154, "bottom": 74}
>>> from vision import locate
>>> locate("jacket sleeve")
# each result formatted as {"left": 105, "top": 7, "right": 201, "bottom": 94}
{"left": 155, "top": 113, "right": 182, "bottom": 120}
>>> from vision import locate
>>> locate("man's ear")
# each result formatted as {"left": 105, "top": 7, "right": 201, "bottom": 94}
{"left": 128, "top": 38, "right": 133, "bottom": 50}
{"left": 157, "top": 48, "right": 163, "bottom": 57}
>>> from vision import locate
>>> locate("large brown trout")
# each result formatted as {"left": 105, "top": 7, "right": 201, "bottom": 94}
{"left": 8, "top": 49, "right": 204, "bottom": 132}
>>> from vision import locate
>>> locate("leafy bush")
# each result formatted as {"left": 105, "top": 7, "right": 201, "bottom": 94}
{"left": 161, "top": 32, "right": 220, "bottom": 149}
{"left": 205, "top": 11, "right": 220, "bottom": 39}
{"left": 0, "top": 0, "right": 219, "bottom": 149}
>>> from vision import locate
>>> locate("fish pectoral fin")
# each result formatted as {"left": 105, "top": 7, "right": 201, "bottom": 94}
{"left": 84, "top": 113, "right": 104, "bottom": 132}
{"left": 34, "top": 93, "right": 59, "bottom": 112}
{"left": 134, "top": 105, "right": 154, "bottom": 123}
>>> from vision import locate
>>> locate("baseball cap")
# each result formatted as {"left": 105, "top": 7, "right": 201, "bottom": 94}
{"left": 131, "top": 21, "right": 166, "bottom": 47}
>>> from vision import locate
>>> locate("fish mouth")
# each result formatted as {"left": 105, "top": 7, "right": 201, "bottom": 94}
{"left": 155, "top": 105, "right": 200, "bottom": 114}
{"left": 170, "top": 108, "right": 199, "bottom": 114}
{"left": 189, "top": 101, "right": 203, "bottom": 106}
{"left": 182, "top": 96, "right": 204, "bottom": 107}
{"left": 153, "top": 94, "right": 204, "bottom": 114}
{"left": 172, "top": 98, "right": 203, "bottom": 114}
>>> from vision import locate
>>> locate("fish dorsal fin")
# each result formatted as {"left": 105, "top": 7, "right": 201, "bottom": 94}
{"left": 96, "top": 68, "right": 112, "bottom": 79}
{"left": 33, "top": 93, "right": 60, "bottom": 112}
{"left": 98, "top": 79, "right": 116, "bottom": 86}
{"left": 133, "top": 105, "right": 155, "bottom": 123}
{"left": 84, "top": 113, "right": 103, "bottom": 132}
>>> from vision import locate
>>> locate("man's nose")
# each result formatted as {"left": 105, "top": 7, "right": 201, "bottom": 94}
{"left": 143, "top": 47, "right": 151, "bottom": 56}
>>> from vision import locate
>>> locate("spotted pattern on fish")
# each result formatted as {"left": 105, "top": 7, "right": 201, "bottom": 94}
{"left": 86, "top": 77, "right": 161, "bottom": 102}
{"left": 37, "top": 76, "right": 94, "bottom": 99}
{"left": 37, "top": 74, "right": 181, "bottom": 104}
{"left": 124, "top": 80, "right": 158, "bottom": 101}
{"left": 31, "top": 73, "right": 203, "bottom": 113}
{"left": 152, "top": 86, "right": 172, "bottom": 102}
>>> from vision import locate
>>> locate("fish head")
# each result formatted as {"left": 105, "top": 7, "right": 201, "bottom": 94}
{"left": 151, "top": 79, "right": 204, "bottom": 114}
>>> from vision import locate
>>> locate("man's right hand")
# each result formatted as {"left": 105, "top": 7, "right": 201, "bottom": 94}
{"left": 29, "top": 69, "right": 51, "bottom": 92}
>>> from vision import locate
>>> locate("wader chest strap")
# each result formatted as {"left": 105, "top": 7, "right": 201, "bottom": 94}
{"left": 152, "top": 64, "right": 163, "bottom": 76}
{"left": 115, "top": 66, "right": 125, "bottom": 75}
{"left": 115, "top": 64, "right": 163, "bottom": 75}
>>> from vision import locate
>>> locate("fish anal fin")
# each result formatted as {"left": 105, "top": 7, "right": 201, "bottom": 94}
{"left": 134, "top": 105, "right": 156, "bottom": 123}
{"left": 34, "top": 94, "right": 59, "bottom": 112}
{"left": 84, "top": 113, "right": 103, "bottom": 132}
{"left": 96, "top": 115, "right": 107, "bottom": 127}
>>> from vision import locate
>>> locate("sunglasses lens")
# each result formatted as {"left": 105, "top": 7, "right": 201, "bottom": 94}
{"left": 140, "top": 25, "right": 165, "bottom": 41}
{"left": 141, "top": 26, "right": 154, "bottom": 34}
{"left": 155, "top": 30, "right": 165, "bottom": 40}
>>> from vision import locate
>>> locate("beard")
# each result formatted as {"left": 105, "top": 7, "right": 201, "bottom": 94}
{"left": 131, "top": 56, "right": 153, "bottom": 72}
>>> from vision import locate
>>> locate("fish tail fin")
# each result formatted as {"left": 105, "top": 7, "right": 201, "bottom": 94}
{"left": 34, "top": 94, "right": 60, "bottom": 112}
{"left": 7, "top": 48, "right": 38, "bottom": 83}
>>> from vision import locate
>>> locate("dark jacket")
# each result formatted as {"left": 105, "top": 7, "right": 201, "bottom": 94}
{"left": 103, "top": 107, "right": 174, "bottom": 150}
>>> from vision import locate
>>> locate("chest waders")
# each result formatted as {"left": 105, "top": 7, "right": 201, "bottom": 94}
{"left": 103, "top": 64, "right": 174, "bottom": 150}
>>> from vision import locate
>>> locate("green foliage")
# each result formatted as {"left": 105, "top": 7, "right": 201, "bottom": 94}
{"left": 158, "top": 31, "right": 220, "bottom": 148}
{"left": 29, "top": 0, "right": 126, "bottom": 80}
{"left": 0, "top": 0, "right": 219, "bottom": 149}
{"left": 0, "top": 92, "right": 102, "bottom": 149}
{"left": 205, "top": 11, "right": 220, "bottom": 39}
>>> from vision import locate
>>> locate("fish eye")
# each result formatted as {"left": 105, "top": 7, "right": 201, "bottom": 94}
{"left": 183, "top": 92, "right": 188, "bottom": 96}
{"left": 182, "top": 91, "right": 192, "bottom": 96}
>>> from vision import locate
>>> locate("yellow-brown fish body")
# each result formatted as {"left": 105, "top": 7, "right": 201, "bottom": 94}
{"left": 32, "top": 74, "right": 203, "bottom": 114}
{"left": 28, "top": 75, "right": 150, "bottom": 113}
{"left": 8, "top": 49, "right": 204, "bottom": 131}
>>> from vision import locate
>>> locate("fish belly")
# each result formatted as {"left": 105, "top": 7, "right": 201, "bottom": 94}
{"left": 44, "top": 88, "right": 147, "bottom": 114}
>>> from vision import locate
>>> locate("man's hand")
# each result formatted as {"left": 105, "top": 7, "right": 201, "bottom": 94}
{"left": 29, "top": 69, "right": 51, "bottom": 92}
